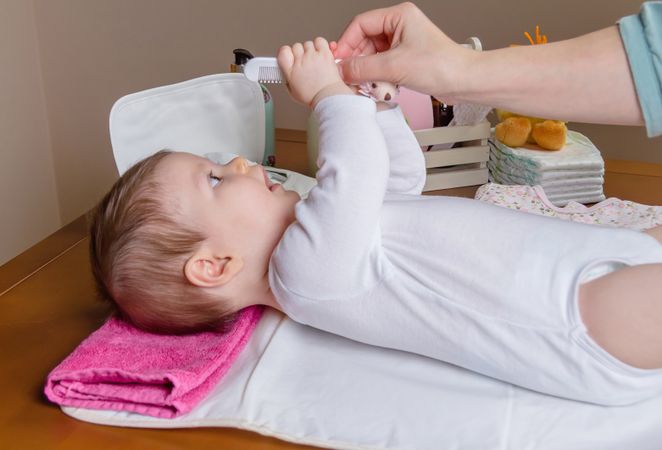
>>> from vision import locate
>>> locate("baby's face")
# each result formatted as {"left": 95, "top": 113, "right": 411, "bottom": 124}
{"left": 156, "top": 152, "right": 300, "bottom": 263}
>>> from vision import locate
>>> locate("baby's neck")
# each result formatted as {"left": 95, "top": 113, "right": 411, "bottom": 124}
{"left": 228, "top": 213, "right": 295, "bottom": 312}
{"left": 230, "top": 272, "right": 281, "bottom": 312}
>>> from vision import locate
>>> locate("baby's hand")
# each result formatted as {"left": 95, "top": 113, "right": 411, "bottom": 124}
{"left": 278, "top": 37, "right": 354, "bottom": 108}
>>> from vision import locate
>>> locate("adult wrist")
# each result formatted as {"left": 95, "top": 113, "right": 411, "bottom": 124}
{"left": 434, "top": 45, "right": 481, "bottom": 105}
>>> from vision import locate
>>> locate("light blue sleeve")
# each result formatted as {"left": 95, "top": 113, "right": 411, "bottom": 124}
{"left": 618, "top": 1, "right": 662, "bottom": 137}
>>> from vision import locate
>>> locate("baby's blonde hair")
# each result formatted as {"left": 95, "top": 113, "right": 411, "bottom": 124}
{"left": 89, "top": 150, "right": 237, "bottom": 334}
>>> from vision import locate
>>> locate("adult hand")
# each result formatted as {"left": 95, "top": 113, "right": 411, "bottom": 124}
{"left": 332, "top": 2, "right": 474, "bottom": 103}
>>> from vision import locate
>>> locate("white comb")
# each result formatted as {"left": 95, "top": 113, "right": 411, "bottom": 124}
{"left": 243, "top": 56, "right": 343, "bottom": 84}
{"left": 243, "top": 57, "right": 283, "bottom": 83}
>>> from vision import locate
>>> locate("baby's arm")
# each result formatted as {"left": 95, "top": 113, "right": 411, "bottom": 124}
{"left": 376, "top": 104, "right": 427, "bottom": 195}
{"left": 273, "top": 38, "right": 389, "bottom": 297}
{"left": 278, "top": 37, "right": 425, "bottom": 196}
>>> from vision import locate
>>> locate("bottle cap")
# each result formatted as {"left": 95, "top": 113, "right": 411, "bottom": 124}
{"left": 233, "top": 49, "right": 254, "bottom": 66}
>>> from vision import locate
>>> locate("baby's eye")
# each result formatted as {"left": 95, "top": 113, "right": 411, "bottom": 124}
{"left": 208, "top": 170, "right": 222, "bottom": 188}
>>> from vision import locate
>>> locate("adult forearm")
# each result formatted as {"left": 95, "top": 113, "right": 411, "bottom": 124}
{"left": 454, "top": 26, "right": 643, "bottom": 126}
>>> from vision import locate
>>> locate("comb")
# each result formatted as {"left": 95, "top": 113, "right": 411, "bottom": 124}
{"left": 243, "top": 57, "right": 283, "bottom": 83}
{"left": 243, "top": 56, "right": 343, "bottom": 84}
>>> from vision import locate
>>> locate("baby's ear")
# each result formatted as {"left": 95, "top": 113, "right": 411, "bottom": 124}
{"left": 184, "top": 249, "right": 243, "bottom": 288}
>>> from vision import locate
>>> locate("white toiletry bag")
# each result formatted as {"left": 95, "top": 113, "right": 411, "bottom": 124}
{"left": 109, "top": 73, "right": 265, "bottom": 176}
{"left": 108, "top": 73, "right": 315, "bottom": 195}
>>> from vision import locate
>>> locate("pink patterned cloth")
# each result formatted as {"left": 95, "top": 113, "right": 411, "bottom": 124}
{"left": 44, "top": 306, "right": 263, "bottom": 418}
{"left": 475, "top": 183, "right": 662, "bottom": 230}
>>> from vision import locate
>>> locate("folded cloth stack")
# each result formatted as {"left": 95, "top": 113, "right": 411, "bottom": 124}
{"left": 44, "top": 306, "right": 263, "bottom": 418}
{"left": 489, "top": 130, "right": 606, "bottom": 206}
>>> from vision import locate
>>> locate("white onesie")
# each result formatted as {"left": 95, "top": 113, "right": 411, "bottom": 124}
{"left": 269, "top": 95, "right": 662, "bottom": 405}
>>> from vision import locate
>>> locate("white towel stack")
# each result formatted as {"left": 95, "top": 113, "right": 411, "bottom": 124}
{"left": 488, "top": 130, "right": 606, "bottom": 206}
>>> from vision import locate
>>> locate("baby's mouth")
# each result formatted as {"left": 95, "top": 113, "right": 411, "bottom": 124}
{"left": 261, "top": 166, "right": 278, "bottom": 192}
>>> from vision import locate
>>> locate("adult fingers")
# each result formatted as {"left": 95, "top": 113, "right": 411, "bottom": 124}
{"left": 338, "top": 50, "right": 401, "bottom": 85}
{"left": 351, "top": 35, "right": 392, "bottom": 57}
{"left": 334, "top": 6, "right": 394, "bottom": 59}
{"left": 336, "top": 2, "right": 415, "bottom": 59}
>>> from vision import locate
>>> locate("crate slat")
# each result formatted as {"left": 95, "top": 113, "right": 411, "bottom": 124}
{"left": 414, "top": 121, "right": 490, "bottom": 147}
{"left": 423, "top": 145, "right": 489, "bottom": 169}
{"left": 411, "top": 120, "right": 492, "bottom": 190}
{"left": 423, "top": 166, "right": 489, "bottom": 191}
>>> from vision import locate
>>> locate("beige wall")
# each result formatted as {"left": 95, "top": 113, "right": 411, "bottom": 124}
{"left": 2, "top": 0, "right": 659, "bottom": 264}
{"left": 0, "top": 0, "right": 60, "bottom": 265}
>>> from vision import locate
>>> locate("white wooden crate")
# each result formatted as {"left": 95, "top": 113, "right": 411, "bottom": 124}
{"left": 413, "top": 121, "right": 491, "bottom": 191}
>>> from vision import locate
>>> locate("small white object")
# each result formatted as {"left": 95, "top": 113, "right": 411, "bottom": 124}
{"left": 463, "top": 36, "right": 482, "bottom": 51}
{"left": 243, "top": 57, "right": 283, "bottom": 83}
{"left": 449, "top": 103, "right": 493, "bottom": 127}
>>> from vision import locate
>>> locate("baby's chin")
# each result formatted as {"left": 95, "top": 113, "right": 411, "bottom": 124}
{"left": 282, "top": 189, "right": 300, "bottom": 221}
{"left": 285, "top": 189, "right": 302, "bottom": 202}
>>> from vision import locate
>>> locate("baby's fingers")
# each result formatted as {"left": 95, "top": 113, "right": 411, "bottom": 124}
{"left": 277, "top": 45, "right": 294, "bottom": 76}
{"left": 292, "top": 42, "right": 304, "bottom": 60}
{"left": 314, "top": 37, "right": 330, "bottom": 52}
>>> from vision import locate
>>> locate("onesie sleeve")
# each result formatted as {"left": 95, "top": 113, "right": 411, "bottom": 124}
{"left": 270, "top": 95, "right": 390, "bottom": 299}
{"left": 376, "top": 105, "right": 427, "bottom": 195}
{"left": 618, "top": 1, "right": 662, "bottom": 137}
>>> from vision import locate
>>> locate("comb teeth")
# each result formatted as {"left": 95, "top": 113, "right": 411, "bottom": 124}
{"left": 258, "top": 66, "right": 283, "bottom": 83}
{"left": 243, "top": 57, "right": 282, "bottom": 84}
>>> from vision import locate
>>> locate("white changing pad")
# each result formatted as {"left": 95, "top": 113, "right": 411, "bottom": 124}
{"left": 63, "top": 308, "right": 662, "bottom": 449}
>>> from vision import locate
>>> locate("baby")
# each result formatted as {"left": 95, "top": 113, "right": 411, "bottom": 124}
{"left": 90, "top": 37, "right": 662, "bottom": 406}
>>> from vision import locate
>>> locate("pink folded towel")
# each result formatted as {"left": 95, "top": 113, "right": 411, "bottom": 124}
{"left": 44, "top": 306, "right": 263, "bottom": 418}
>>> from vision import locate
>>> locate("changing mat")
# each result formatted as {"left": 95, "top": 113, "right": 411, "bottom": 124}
{"left": 63, "top": 307, "right": 662, "bottom": 450}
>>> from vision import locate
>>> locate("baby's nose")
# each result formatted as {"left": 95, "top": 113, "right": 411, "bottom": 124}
{"left": 384, "top": 93, "right": 391, "bottom": 101}
{"left": 230, "top": 157, "right": 249, "bottom": 174}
